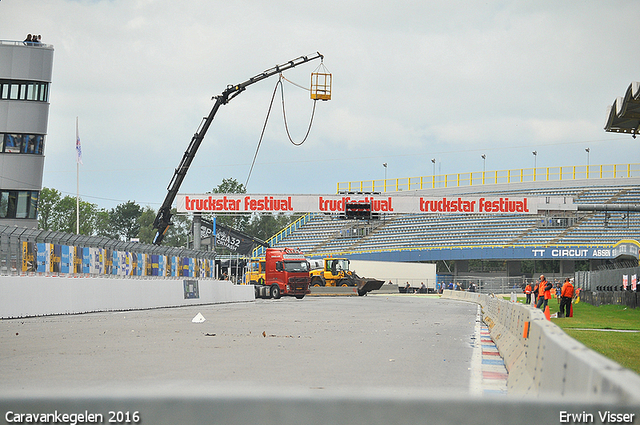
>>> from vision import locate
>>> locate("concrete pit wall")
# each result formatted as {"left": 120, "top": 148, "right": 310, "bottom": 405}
{"left": 442, "top": 290, "right": 640, "bottom": 403}
{"left": 0, "top": 276, "right": 254, "bottom": 318}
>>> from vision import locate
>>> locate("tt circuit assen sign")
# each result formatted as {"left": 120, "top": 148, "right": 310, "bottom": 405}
{"left": 176, "top": 194, "right": 574, "bottom": 214}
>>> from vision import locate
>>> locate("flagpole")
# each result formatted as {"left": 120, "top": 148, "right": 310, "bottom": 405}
{"left": 76, "top": 161, "right": 79, "bottom": 234}
{"left": 76, "top": 117, "right": 80, "bottom": 235}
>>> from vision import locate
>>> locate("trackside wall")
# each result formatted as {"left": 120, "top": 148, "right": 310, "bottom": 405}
{"left": 0, "top": 276, "right": 254, "bottom": 318}
{"left": 442, "top": 290, "right": 640, "bottom": 402}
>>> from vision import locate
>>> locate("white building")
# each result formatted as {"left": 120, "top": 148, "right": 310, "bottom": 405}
{"left": 0, "top": 39, "right": 54, "bottom": 228}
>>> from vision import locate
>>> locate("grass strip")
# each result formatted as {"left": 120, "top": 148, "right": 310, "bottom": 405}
{"left": 502, "top": 295, "right": 640, "bottom": 374}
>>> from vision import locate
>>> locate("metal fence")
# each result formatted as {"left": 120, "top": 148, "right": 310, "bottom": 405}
{"left": 575, "top": 266, "right": 640, "bottom": 292}
{"left": 0, "top": 225, "right": 216, "bottom": 277}
{"left": 575, "top": 266, "right": 640, "bottom": 308}
{"left": 435, "top": 276, "right": 538, "bottom": 294}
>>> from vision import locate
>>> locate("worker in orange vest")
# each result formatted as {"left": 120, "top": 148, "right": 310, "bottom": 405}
{"left": 536, "top": 275, "right": 551, "bottom": 310}
{"left": 560, "top": 277, "right": 574, "bottom": 318}
{"left": 524, "top": 282, "right": 532, "bottom": 304}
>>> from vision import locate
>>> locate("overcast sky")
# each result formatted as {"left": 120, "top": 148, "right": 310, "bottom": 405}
{"left": 2, "top": 0, "right": 639, "bottom": 210}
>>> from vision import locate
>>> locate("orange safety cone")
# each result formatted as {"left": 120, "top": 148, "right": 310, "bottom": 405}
{"left": 569, "top": 303, "right": 573, "bottom": 318}
{"left": 544, "top": 305, "right": 551, "bottom": 321}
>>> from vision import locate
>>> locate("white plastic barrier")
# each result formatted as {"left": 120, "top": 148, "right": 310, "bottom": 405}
{"left": 0, "top": 276, "right": 254, "bottom": 318}
{"left": 442, "top": 290, "right": 640, "bottom": 402}
{"left": 1, "top": 386, "right": 638, "bottom": 425}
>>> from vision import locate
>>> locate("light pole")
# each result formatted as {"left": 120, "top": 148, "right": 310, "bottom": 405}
{"left": 431, "top": 158, "right": 436, "bottom": 175}
{"left": 431, "top": 158, "right": 436, "bottom": 188}
{"left": 383, "top": 162, "right": 387, "bottom": 191}
{"left": 585, "top": 148, "right": 590, "bottom": 178}
{"left": 532, "top": 151, "right": 538, "bottom": 181}
{"left": 481, "top": 154, "right": 486, "bottom": 185}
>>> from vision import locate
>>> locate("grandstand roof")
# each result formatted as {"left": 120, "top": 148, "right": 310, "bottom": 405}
{"left": 604, "top": 81, "right": 640, "bottom": 136}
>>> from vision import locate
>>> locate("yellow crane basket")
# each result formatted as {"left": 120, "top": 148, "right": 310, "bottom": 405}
{"left": 310, "top": 62, "right": 331, "bottom": 101}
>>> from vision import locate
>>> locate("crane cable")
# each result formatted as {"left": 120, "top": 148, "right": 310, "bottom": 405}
{"left": 244, "top": 77, "right": 280, "bottom": 189}
{"left": 280, "top": 75, "right": 318, "bottom": 147}
{"left": 245, "top": 74, "right": 318, "bottom": 188}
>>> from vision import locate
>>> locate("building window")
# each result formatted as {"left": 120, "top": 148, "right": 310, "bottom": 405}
{"left": 25, "top": 135, "right": 44, "bottom": 154}
{"left": 0, "top": 190, "right": 39, "bottom": 219}
{"left": 0, "top": 80, "right": 49, "bottom": 102}
{"left": 1, "top": 133, "right": 45, "bottom": 154}
{"left": 16, "top": 191, "right": 29, "bottom": 218}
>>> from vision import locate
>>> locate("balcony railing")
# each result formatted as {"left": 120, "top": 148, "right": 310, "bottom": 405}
{"left": 337, "top": 164, "right": 640, "bottom": 194}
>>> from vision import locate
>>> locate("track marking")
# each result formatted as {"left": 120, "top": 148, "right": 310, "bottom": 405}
{"left": 469, "top": 304, "right": 508, "bottom": 395}
{"left": 469, "top": 305, "right": 483, "bottom": 395}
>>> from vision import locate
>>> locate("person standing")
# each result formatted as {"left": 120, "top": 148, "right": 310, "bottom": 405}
{"left": 542, "top": 276, "right": 552, "bottom": 310}
{"left": 524, "top": 282, "right": 532, "bottom": 304}
{"left": 560, "top": 278, "right": 574, "bottom": 318}
{"left": 536, "top": 275, "right": 550, "bottom": 310}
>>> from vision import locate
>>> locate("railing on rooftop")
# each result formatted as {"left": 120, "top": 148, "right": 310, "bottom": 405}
{"left": 0, "top": 39, "right": 53, "bottom": 49}
{"left": 337, "top": 163, "right": 640, "bottom": 193}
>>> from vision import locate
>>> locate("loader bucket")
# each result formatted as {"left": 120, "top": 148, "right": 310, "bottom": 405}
{"left": 356, "top": 278, "right": 385, "bottom": 296}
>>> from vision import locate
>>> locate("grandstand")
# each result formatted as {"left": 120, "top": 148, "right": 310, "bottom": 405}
{"left": 262, "top": 164, "right": 640, "bottom": 276}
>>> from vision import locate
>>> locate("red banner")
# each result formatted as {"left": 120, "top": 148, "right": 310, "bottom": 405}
{"left": 177, "top": 194, "right": 575, "bottom": 214}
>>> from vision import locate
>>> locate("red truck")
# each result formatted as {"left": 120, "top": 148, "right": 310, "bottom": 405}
{"left": 253, "top": 248, "right": 310, "bottom": 300}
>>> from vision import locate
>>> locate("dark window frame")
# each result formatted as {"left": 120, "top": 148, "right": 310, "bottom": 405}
{"left": 0, "top": 190, "right": 39, "bottom": 219}
{"left": 0, "top": 79, "right": 50, "bottom": 102}
{"left": 1, "top": 133, "right": 45, "bottom": 154}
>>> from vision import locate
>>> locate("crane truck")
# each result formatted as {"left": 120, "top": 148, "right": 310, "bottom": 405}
{"left": 152, "top": 53, "right": 324, "bottom": 245}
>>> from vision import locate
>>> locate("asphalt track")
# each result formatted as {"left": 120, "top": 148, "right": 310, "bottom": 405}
{"left": 1, "top": 295, "right": 481, "bottom": 392}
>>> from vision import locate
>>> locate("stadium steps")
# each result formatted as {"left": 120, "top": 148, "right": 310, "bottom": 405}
{"left": 507, "top": 226, "right": 537, "bottom": 245}
{"left": 306, "top": 219, "right": 387, "bottom": 255}
{"left": 342, "top": 218, "right": 391, "bottom": 252}
{"left": 549, "top": 188, "right": 630, "bottom": 244}
{"left": 549, "top": 213, "right": 594, "bottom": 244}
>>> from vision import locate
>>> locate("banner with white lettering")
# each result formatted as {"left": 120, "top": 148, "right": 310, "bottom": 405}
{"left": 200, "top": 218, "right": 268, "bottom": 256}
{"left": 177, "top": 194, "right": 574, "bottom": 214}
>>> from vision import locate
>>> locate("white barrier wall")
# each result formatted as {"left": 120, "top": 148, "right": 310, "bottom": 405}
{"left": 0, "top": 276, "right": 254, "bottom": 318}
{"left": 442, "top": 290, "right": 640, "bottom": 402}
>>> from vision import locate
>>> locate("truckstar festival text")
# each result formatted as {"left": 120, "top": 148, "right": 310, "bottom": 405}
{"left": 178, "top": 194, "right": 558, "bottom": 214}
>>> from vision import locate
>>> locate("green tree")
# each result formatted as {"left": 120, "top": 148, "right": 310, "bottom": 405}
{"left": 76, "top": 201, "right": 100, "bottom": 235}
{"left": 163, "top": 209, "right": 191, "bottom": 247}
{"left": 37, "top": 187, "right": 61, "bottom": 230}
{"left": 110, "top": 201, "right": 142, "bottom": 241}
{"left": 208, "top": 178, "right": 249, "bottom": 231}
{"left": 38, "top": 187, "right": 101, "bottom": 235}
{"left": 136, "top": 207, "right": 157, "bottom": 244}
{"left": 94, "top": 209, "right": 116, "bottom": 239}
{"left": 245, "top": 212, "right": 301, "bottom": 242}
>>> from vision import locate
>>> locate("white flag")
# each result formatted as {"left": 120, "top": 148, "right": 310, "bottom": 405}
{"left": 75, "top": 117, "right": 83, "bottom": 164}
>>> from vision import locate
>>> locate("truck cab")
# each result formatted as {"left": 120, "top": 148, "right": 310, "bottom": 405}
{"left": 254, "top": 248, "right": 310, "bottom": 299}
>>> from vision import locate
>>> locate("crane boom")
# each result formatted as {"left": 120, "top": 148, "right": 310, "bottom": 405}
{"left": 153, "top": 52, "right": 324, "bottom": 245}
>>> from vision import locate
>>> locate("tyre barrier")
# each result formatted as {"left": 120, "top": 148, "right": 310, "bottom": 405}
{"left": 442, "top": 290, "right": 640, "bottom": 402}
